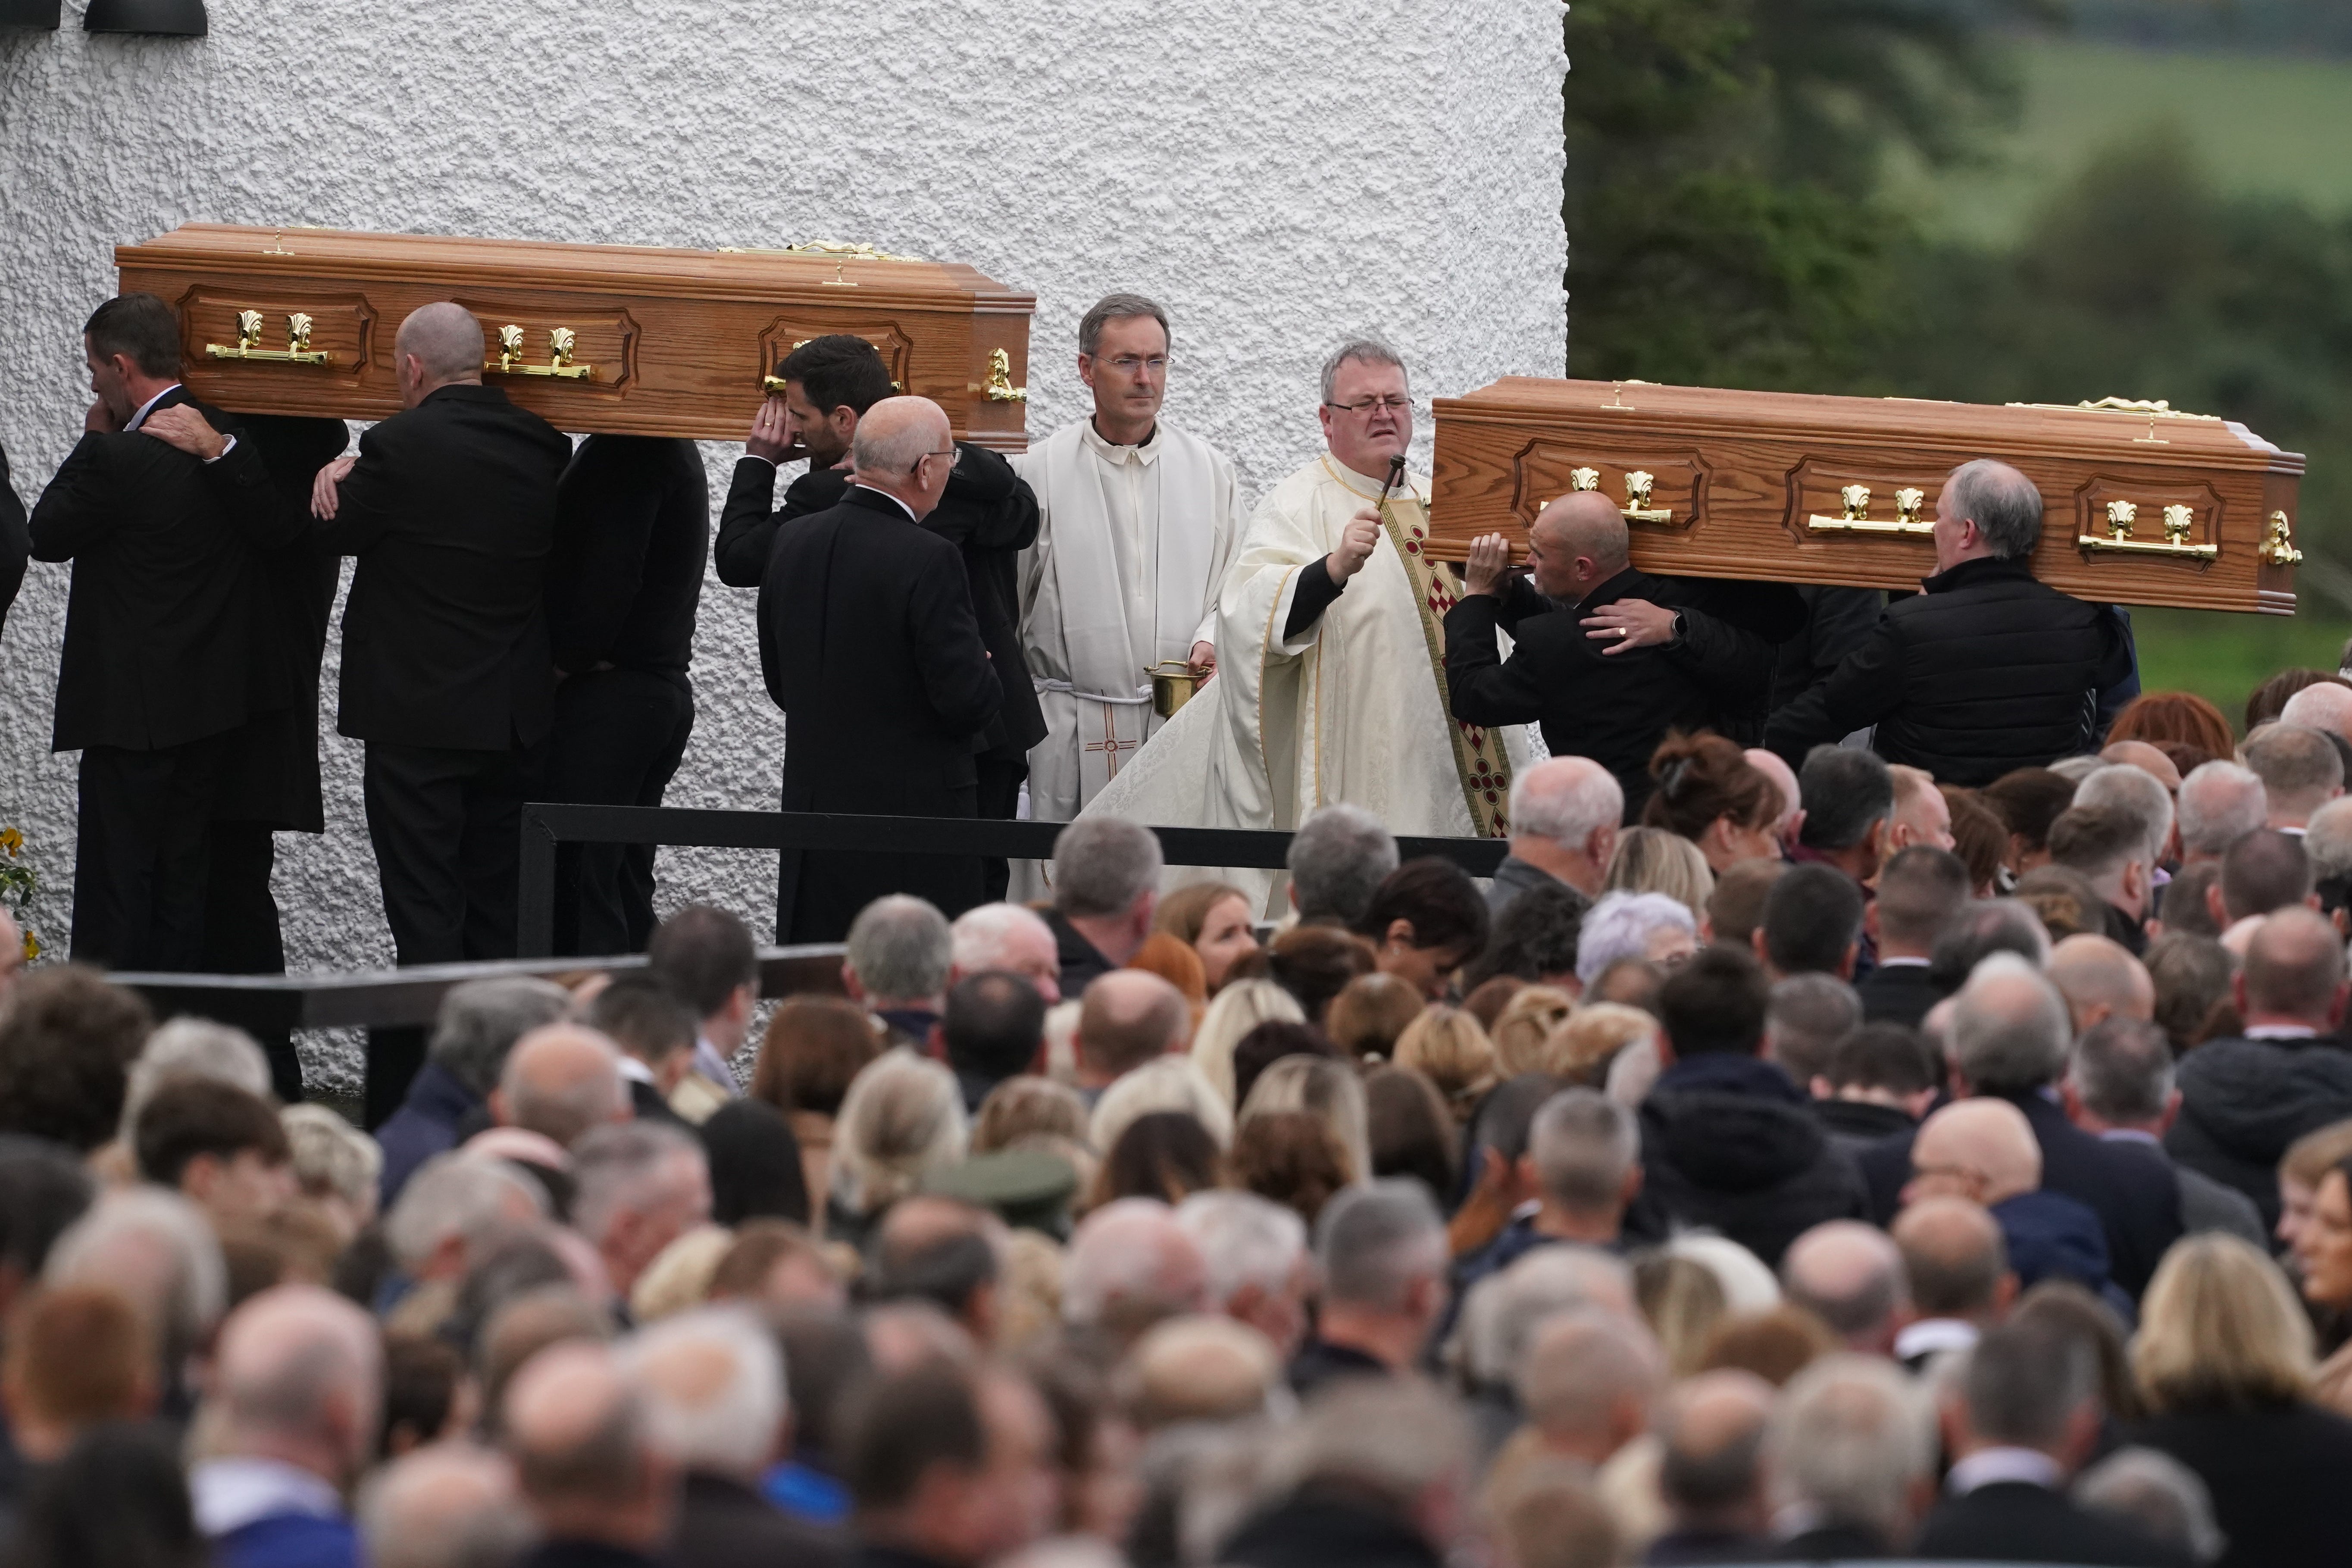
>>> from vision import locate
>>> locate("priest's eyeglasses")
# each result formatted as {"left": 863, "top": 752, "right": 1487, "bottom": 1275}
{"left": 1100, "top": 354, "right": 1171, "bottom": 376}
{"left": 1324, "top": 395, "right": 1412, "bottom": 416}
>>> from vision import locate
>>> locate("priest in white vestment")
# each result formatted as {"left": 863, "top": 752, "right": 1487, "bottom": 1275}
{"left": 1083, "top": 339, "right": 1530, "bottom": 906}
{"left": 1015, "top": 293, "right": 1241, "bottom": 829}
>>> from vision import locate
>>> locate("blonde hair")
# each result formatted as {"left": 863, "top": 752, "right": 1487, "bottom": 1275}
{"left": 1490, "top": 986, "right": 1576, "bottom": 1077}
{"left": 1091, "top": 1055, "right": 1234, "bottom": 1155}
{"left": 972, "top": 1076, "right": 1089, "bottom": 1153}
{"left": 2133, "top": 1233, "right": 2315, "bottom": 1412}
{"left": 1327, "top": 972, "right": 1428, "bottom": 1062}
{"left": 1392, "top": 1006, "right": 1498, "bottom": 1124}
{"left": 629, "top": 1224, "right": 734, "bottom": 1324}
{"left": 2280, "top": 1117, "right": 2352, "bottom": 1191}
{"left": 1239, "top": 1055, "right": 1370, "bottom": 1184}
{"left": 1190, "top": 980, "right": 1305, "bottom": 1106}
{"left": 1545, "top": 1003, "right": 1658, "bottom": 1086}
{"left": 1604, "top": 826, "right": 1716, "bottom": 922}
{"left": 829, "top": 1048, "right": 968, "bottom": 1215}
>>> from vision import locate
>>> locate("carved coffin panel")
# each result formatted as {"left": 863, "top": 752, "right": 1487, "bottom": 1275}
{"left": 1430, "top": 378, "right": 2305, "bottom": 614}
{"left": 116, "top": 225, "right": 1035, "bottom": 448}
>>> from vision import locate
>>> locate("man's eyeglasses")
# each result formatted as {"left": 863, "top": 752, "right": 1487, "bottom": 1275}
{"left": 1095, "top": 354, "right": 1171, "bottom": 376}
{"left": 1323, "top": 396, "right": 1411, "bottom": 416}
{"left": 910, "top": 447, "right": 958, "bottom": 476}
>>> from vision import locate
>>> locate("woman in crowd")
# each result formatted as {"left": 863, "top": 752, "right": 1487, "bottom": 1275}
{"left": 749, "top": 994, "right": 884, "bottom": 1219}
{"left": 1574, "top": 891, "right": 1697, "bottom": 994}
{"left": 2130, "top": 1233, "right": 2352, "bottom": 1568}
{"left": 824, "top": 1047, "right": 967, "bottom": 1248}
{"left": 1229, "top": 1109, "right": 1353, "bottom": 1224}
{"left": 1239, "top": 1053, "right": 1371, "bottom": 1183}
{"left": 1393, "top": 1006, "right": 1499, "bottom": 1128}
{"left": 2289, "top": 1152, "right": 2352, "bottom": 1415}
{"left": 1364, "top": 1065, "right": 1458, "bottom": 1204}
{"left": 1980, "top": 766, "right": 2077, "bottom": 880}
{"left": 1639, "top": 732, "right": 1783, "bottom": 874}
{"left": 1093, "top": 1111, "right": 1224, "bottom": 1208}
{"left": 1602, "top": 827, "right": 1714, "bottom": 922}
{"left": 1189, "top": 978, "right": 1305, "bottom": 1106}
{"left": 2105, "top": 689, "right": 2235, "bottom": 763}
{"left": 1351, "top": 858, "right": 1492, "bottom": 1002}
{"left": 1488, "top": 985, "right": 1574, "bottom": 1077}
{"left": 1152, "top": 881, "right": 1263, "bottom": 993}
{"left": 1264, "top": 925, "right": 1378, "bottom": 1024}
{"left": 1326, "top": 971, "right": 1427, "bottom": 1062}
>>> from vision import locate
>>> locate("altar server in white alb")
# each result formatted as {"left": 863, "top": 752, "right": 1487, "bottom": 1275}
{"left": 1085, "top": 338, "right": 1531, "bottom": 907}
{"left": 1016, "top": 294, "right": 1241, "bottom": 828}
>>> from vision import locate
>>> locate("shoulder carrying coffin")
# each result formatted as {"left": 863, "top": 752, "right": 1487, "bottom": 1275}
{"left": 1429, "top": 378, "right": 2305, "bottom": 613}
{"left": 114, "top": 224, "right": 1035, "bottom": 449}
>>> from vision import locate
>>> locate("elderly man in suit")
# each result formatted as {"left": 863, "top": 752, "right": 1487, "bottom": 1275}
{"left": 758, "top": 396, "right": 1001, "bottom": 942}
{"left": 28, "top": 292, "right": 298, "bottom": 970}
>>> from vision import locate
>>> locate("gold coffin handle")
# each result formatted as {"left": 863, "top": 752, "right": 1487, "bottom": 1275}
{"left": 205, "top": 308, "right": 334, "bottom": 366}
{"left": 2075, "top": 499, "right": 2218, "bottom": 563}
{"left": 2262, "top": 511, "right": 2304, "bottom": 567}
{"left": 976, "top": 347, "right": 1027, "bottom": 403}
{"left": 1808, "top": 485, "right": 1934, "bottom": 538}
{"left": 1565, "top": 464, "right": 1670, "bottom": 525}
{"left": 485, "top": 325, "right": 594, "bottom": 381}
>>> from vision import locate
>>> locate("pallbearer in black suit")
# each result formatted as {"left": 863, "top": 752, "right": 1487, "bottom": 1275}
{"left": 0, "top": 440, "right": 26, "bottom": 644}
{"left": 723, "top": 335, "right": 1045, "bottom": 901}
{"left": 28, "top": 294, "right": 297, "bottom": 970}
{"left": 759, "top": 396, "right": 1002, "bottom": 942}
{"left": 310, "top": 303, "right": 571, "bottom": 969}
{"left": 543, "top": 435, "right": 707, "bottom": 955}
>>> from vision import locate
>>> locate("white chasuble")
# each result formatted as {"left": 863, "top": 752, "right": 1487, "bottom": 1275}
{"left": 1082, "top": 454, "right": 1529, "bottom": 911}
{"left": 1015, "top": 419, "right": 1239, "bottom": 822}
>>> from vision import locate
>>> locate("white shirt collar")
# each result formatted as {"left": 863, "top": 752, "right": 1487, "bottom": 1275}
{"left": 2100, "top": 1127, "right": 2162, "bottom": 1146}
{"left": 190, "top": 1457, "right": 344, "bottom": 1537}
{"left": 124, "top": 383, "right": 183, "bottom": 431}
{"left": 692, "top": 1033, "right": 739, "bottom": 1093}
{"left": 1893, "top": 1317, "right": 1979, "bottom": 1364}
{"left": 615, "top": 1054, "right": 654, "bottom": 1086}
{"left": 1079, "top": 417, "right": 1161, "bottom": 464}
{"left": 2246, "top": 1023, "right": 2321, "bottom": 1040}
{"left": 850, "top": 482, "right": 917, "bottom": 522}
{"left": 1946, "top": 1446, "right": 2064, "bottom": 1496}
{"left": 1874, "top": 955, "right": 1931, "bottom": 969}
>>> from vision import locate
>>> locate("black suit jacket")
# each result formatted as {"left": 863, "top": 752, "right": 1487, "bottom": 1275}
{"left": 548, "top": 435, "right": 707, "bottom": 686}
{"left": 1444, "top": 567, "right": 1799, "bottom": 819}
{"left": 1854, "top": 960, "right": 1940, "bottom": 1029}
{"left": 1914, "top": 1480, "right": 2190, "bottom": 1567}
{"left": 28, "top": 388, "right": 297, "bottom": 752}
{"left": 0, "top": 439, "right": 26, "bottom": 644}
{"left": 672, "top": 1471, "right": 844, "bottom": 1568}
{"left": 728, "top": 451, "right": 1045, "bottom": 757}
{"left": 322, "top": 384, "right": 571, "bottom": 750}
{"left": 759, "top": 485, "right": 1001, "bottom": 937}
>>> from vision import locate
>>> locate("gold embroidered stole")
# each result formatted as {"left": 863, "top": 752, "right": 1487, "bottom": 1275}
{"left": 1377, "top": 491, "right": 1514, "bottom": 838}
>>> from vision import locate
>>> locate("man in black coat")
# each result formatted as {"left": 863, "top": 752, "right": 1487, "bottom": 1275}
{"left": 543, "top": 436, "right": 707, "bottom": 955}
{"left": 310, "top": 303, "right": 570, "bottom": 974}
{"left": 758, "top": 396, "right": 1000, "bottom": 943}
{"left": 1916, "top": 1320, "right": 2189, "bottom": 1566}
{"left": 1446, "top": 491, "right": 1801, "bottom": 820}
{"left": 1767, "top": 458, "right": 2136, "bottom": 783}
{"left": 1630, "top": 943, "right": 1869, "bottom": 1269}
{"left": 0, "top": 439, "right": 25, "bottom": 644}
{"left": 28, "top": 293, "right": 299, "bottom": 970}
{"left": 723, "top": 336, "right": 1044, "bottom": 898}
{"left": 1855, "top": 845, "right": 1970, "bottom": 1027}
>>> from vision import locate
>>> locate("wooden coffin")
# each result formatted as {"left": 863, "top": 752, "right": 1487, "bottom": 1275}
{"left": 114, "top": 224, "right": 1036, "bottom": 449}
{"left": 1429, "top": 378, "right": 2305, "bottom": 614}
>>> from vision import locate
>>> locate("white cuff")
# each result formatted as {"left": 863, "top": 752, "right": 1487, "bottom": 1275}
{"left": 203, "top": 434, "right": 237, "bottom": 463}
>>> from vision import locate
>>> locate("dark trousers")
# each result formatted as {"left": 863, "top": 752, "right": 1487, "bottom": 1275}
{"left": 70, "top": 735, "right": 228, "bottom": 970}
{"left": 363, "top": 739, "right": 542, "bottom": 967}
{"left": 202, "top": 822, "right": 304, "bottom": 1102}
{"left": 543, "top": 669, "right": 695, "bottom": 956}
{"left": 976, "top": 754, "right": 1027, "bottom": 904}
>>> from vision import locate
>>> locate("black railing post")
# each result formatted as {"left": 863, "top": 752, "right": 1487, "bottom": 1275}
{"left": 517, "top": 804, "right": 558, "bottom": 958}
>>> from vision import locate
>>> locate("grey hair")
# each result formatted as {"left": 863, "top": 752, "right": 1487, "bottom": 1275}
{"left": 281, "top": 1103, "right": 383, "bottom": 1211}
{"left": 1798, "top": 746, "right": 1895, "bottom": 852}
{"left": 2178, "top": 762, "right": 2269, "bottom": 858}
{"left": 846, "top": 894, "right": 954, "bottom": 1005}
{"left": 1509, "top": 761, "right": 1625, "bottom": 849}
{"left": 428, "top": 977, "right": 573, "bottom": 1099}
{"left": 1078, "top": 292, "right": 1171, "bottom": 357}
{"left": 1930, "top": 899, "right": 2053, "bottom": 989}
{"left": 1052, "top": 817, "right": 1164, "bottom": 919}
{"left": 1063, "top": 1196, "right": 1206, "bottom": 1328}
{"left": 1286, "top": 804, "right": 1399, "bottom": 926}
{"left": 829, "top": 1048, "right": 967, "bottom": 1215}
{"left": 1574, "top": 891, "right": 1696, "bottom": 987}
{"left": 1176, "top": 1189, "right": 1307, "bottom": 1310}
{"left": 2067, "top": 1016, "right": 2174, "bottom": 1124}
{"left": 1315, "top": 1178, "right": 1447, "bottom": 1311}
{"left": 44, "top": 1186, "right": 226, "bottom": 1368}
{"left": 1949, "top": 952, "right": 2071, "bottom": 1093}
{"left": 849, "top": 400, "right": 943, "bottom": 474}
{"left": 383, "top": 1152, "right": 547, "bottom": 1271}
{"left": 1262, "top": 1377, "right": 1469, "bottom": 1517}
{"left": 950, "top": 901, "right": 1056, "bottom": 975}
{"left": 622, "top": 1305, "right": 785, "bottom": 1477}
{"left": 571, "top": 1121, "right": 707, "bottom": 1246}
{"left": 1461, "top": 1246, "right": 1633, "bottom": 1387}
{"left": 2076, "top": 764, "right": 2177, "bottom": 871}
{"left": 2243, "top": 724, "right": 2343, "bottom": 814}
{"left": 1528, "top": 1089, "right": 1639, "bottom": 1211}
{"left": 1093, "top": 1055, "right": 1235, "bottom": 1154}
{"left": 1517, "top": 1309, "right": 1666, "bottom": 1440}
{"left": 1764, "top": 974, "right": 1864, "bottom": 1084}
{"left": 1962, "top": 1319, "right": 2098, "bottom": 1448}
{"left": 122, "top": 1017, "right": 273, "bottom": 1134}
{"left": 2302, "top": 796, "right": 2352, "bottom": 883}
{"left": 498, "top": 1031, "right": 626, "bottom": 1147}
{"left": 2074, "top": 1447, "right": 2227, "bottom": 1565}
{"left": 358, "top": 1445, "right": 534, "bottom": 1568}
{"left": 1318, "top": 337, "right": 1408, "bottom": 404}
{"left": 1766, "top": 1355, "right": 1937, "bottom": 1539}
{"left": 1945, "top": 459, "right": 2044, "bottom": 560}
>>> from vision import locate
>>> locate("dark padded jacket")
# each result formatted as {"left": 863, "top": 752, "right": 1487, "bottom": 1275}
{"left": 1764, "top": 554, "right": 2134, "bottom": 784}
{"left": 2168, "top": 1034, "right": 2352, "bottom": 1233}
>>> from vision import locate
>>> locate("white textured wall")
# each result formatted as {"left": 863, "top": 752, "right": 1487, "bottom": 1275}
{"left": 0, "top": 0, "right": 1566, "bottom": 1083}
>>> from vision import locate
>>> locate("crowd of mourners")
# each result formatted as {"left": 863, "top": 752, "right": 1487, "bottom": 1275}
{"left": 17, "top": 668, "right": 2352, "bottom": 1568}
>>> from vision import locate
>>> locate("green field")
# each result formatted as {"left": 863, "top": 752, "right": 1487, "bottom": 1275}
{"left": 2131, "top": 606, "right": 2352, "bottom": 728}
{"left": 1886, "top": 39, "right": 2352, "bottom": 245}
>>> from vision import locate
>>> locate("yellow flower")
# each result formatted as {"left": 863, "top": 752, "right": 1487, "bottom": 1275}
{"left": 0, "top": 827, "right": 21, "bottom": 857}
{"left": 18, "top": 929, "right": 33, "bottom": 962}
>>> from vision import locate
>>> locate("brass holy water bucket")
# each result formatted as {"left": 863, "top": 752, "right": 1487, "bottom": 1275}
{"left": 1148, "top": 660, "right": 1201, "bottom": 718}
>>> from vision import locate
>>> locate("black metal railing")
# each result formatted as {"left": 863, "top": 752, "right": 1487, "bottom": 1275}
{"left": 515, "top": 803, "right": 1511, "bottom": 957}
